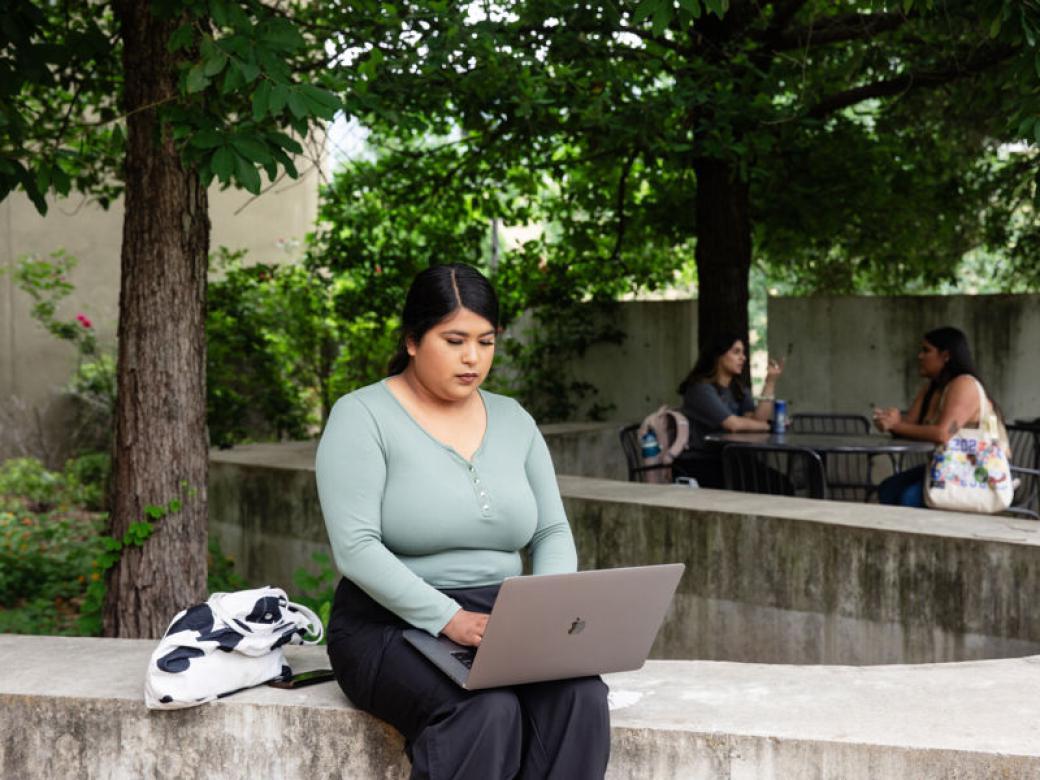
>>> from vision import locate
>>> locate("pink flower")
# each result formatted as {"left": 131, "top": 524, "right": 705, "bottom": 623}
{"left": 76, "top": 313, "right": 92, "bottom": 329}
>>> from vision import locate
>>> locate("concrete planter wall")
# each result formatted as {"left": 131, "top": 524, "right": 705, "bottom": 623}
{"left": 210, "top": 445, "right": 1040, "bottom": 666}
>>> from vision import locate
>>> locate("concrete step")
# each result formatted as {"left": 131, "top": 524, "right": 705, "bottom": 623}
{"left": 2, "top": 634, "right": 1040, "bottom": 778}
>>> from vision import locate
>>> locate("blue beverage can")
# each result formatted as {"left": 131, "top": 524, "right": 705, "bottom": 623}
{"left": 640, "top": 430, "right": 661, "bottom": 459}
{"left": 773, "top": 400, "right": 788, "bottom": 434}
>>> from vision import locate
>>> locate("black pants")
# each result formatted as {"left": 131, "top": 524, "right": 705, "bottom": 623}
{"left": 327, "top": 578, "right": 611, "bottom": 780}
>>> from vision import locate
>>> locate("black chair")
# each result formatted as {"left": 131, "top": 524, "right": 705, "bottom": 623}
{"left": 721, "top": 443, "right": 827, "bottom": 500}
{"left": 619, "top": 423, "right": 673, "bottom": 483}
{"left": 788, "top": 413, "right": 870, "bottom": 435}
{"left": 1008, "top": 424, "right": 1040, "bottom": 470}
{"left": 789, "top": 412, "right": 874, "bottom": 501}
{"left": 1007, "top": 466, "right": 1040, "bottom": 521}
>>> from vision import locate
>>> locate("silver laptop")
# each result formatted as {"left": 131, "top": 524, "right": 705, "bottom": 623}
{"left": 402, "top": 563, "right": 684, "bottom": 690}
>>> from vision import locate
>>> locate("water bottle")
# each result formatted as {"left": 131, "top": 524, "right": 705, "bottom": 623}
{"left": 772, "top": 399, "right": 788, "bottom": 434}
{"left": 640, "top": 430, "right": 661, "bottom": 459}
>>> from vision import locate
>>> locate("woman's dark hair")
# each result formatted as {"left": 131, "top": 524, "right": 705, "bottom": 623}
{"left": 386, "top": 263, "right": 500, "bottom": 376}
{"left": 677, "top": 331, "right": 747, "bottom": 401}
{"left": 916, "top": 325, "right": 992, "bottom": 423}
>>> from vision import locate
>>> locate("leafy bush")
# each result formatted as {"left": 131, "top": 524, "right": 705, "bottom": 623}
{"left": 0, "top": 458, "right": 65, "bottom": 511}
{"left": 0, "top": 506, "right": 106, "bottom": 635}
{"left": 207, "top": 248, "right": 398, "bottom": 446}
{"left": 293, "top": 550, "right": 337, "bottom": 643}
{"left": 63, "top": 452, "right": 111, "bottom": 511}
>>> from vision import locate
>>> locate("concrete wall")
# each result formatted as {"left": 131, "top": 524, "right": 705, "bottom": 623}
{"left": 209, "top": 445, "right": 1040, "bottom": 666}
{"left": 0, "top": 174, "right": 319, "bottom": 462}
{"left": 564, "top": 298, "right": 697, "bottom": 424}
{"left": 537, "top": 421, "right": 627, "bottom": 480}
{"left": 7, "top": 636, "right": 1040, "bottom": 779}
{"left": 768, "top": 294, "right": 1040, "bottom": 422}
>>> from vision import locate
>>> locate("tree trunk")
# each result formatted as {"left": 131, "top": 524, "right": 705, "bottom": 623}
{"left": 104, "top": 1, "right": 210, "bottom": 638}
{"left": 693, "top": 157, "right": 752, "bottom": 361}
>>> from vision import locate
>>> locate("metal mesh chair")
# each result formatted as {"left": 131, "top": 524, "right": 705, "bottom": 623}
{"left": 789, "top": 413, "right": 874, "bottom": 501}
{"left": 1007, "top": 466, "right": 1040, "bottom": 521}
{"left": 721, "top": 443, "right": 827, "bottom": 500}
{"left": 1008, "top": 424, "right": 1040, "bottom": 470}
{"left": 619, "top": 423, "right": 673, "bottom": 483}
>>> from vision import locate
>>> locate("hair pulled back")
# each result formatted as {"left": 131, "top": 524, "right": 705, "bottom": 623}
{"left": 678, "top": 331, "right": 747, "bottom": 401}
{"left": 386, "top": 263, "right": 500, "bottom": 376}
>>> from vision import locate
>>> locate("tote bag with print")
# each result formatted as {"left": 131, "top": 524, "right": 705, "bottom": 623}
{"left": 924, "top": 378, "right": 1013, "bottom": 514}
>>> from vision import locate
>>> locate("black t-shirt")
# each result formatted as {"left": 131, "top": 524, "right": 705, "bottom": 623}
{"left": 680, "top": 381, "right": 755, "bottom": 449}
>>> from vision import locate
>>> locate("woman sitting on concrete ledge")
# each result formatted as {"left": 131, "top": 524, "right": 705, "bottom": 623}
{"left": 315, "top": 264, "right": 610, "bottom": 780}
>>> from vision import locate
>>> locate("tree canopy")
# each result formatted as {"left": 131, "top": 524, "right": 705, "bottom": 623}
{"left": 312, "top": 0, "right": 1040, "bottom": 349}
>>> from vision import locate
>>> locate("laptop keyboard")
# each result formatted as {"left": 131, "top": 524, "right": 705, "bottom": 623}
{"left": 450, "top": 649, "right": 476, "bottom": 669}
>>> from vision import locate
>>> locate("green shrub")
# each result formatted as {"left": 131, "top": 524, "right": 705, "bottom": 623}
{"left": 63, "top": 452, "right": 111, "bottom": 511}
{"left": 0, "top": 506, "right": 106, "bottom": 634}
{"left": 293, "top": 551, "right": 337, "bottom": 643}
{"left": 0, "top": 458, "right": 64, "bottom": 511}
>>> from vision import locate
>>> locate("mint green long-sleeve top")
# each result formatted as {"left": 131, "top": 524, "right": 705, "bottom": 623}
{"left": 315, "top": 379, "right": 578, "bottom": 635}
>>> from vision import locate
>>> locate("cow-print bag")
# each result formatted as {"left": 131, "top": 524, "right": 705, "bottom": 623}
{"left": 144, "top": 586, "right": 323, "bottom": 709}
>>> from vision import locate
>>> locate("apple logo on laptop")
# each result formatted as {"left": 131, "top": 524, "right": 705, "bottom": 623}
{"left": 568, "top": 617, "right": 586, "bottom": 635}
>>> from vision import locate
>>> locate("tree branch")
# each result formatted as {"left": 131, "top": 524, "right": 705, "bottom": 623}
{"left": 807, "top": 45, "right": 1018, "bottom": 118}
{"left": 764, "top": 12, "right": 909, "bottom": 51}
{"left": 608, "top": 149, "right": 639, "bottom": 264}
{"left": 768, "top": 0, "right": 812, "bottom": 35}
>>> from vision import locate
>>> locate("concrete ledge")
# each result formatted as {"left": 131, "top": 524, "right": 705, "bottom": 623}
{"left": 3, "top": 635, "right": 1040, "bottom": 778}
{"left": 210, "top": 444, "right": 1040, "bottom": 664}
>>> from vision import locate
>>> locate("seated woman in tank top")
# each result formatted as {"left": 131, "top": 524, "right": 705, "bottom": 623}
{"left": 873, "top": 326, "right": 997, "bottom": 507}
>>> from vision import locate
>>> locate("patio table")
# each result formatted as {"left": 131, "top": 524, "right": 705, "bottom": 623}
{"left": 703, "top": 432, "right": 935, "bottom": 501}
{"left": 703, "top": 432, "right": 935, "bottom": 457}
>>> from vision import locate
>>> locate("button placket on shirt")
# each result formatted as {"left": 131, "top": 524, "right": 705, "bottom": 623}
{"left": 467, "top": 462, "right": 493, "bottom": 517}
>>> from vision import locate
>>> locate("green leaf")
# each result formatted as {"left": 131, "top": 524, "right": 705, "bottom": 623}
{"left": 51, "top": 165, "right": 70, "bottom": 196}
{"left": 222, "top": 63, "right": 246, "bottom": 93}
{"left": 203, "top": 49, "right": 228, "bottom": 77}
{"left": 269, "top": 83, "right": 290, "bottom": 114}
{"left": 167, "top": 24, "right": 194, "bottom": 53}
{"left": 651, "top": 3, "right": 673, "bottom": 35}
{"left": 261, "top": 19, "right": 306, "bottom": 51}
{"left": 144, "top": 504, "right": 165, "bottom": 519}
{"left": 287, "top": 89, "right": 308, "bottom": 118}
{"left": 270, "top": 146, "right": 298, "bottom": 178}
{"left": 299, "top": 84, "right": 341, "bottom": 118}
{"left": 234, "top": 152, "right": 262, "bottom": 194}
{"left": 252, "top": 80, "right": 272, "bottom": 121}
{"left": 211, "top": 146, "right": 235, "bottom": 183}
{"left": 190, "top": 128, "right": 224, "bottom": 149}
{"left": 677, "top": 0, "right": 701, "bottom": 17}
{"left": 239, "top": 61, "right": 260, "bottom": 82}
{"left": 632, "top": 0, "right": 659, "bottom": 25}
{"left": 268, "top": 130, "right": 303, "bottom": 154}
{"left": 209, "top": 0, "right": 229, "bottom": 28}
{"left": 230, "top": 136, "right": 272, "bottom": 164}
{"left": 186, "top": 64, "right": 210, "bottom": 94}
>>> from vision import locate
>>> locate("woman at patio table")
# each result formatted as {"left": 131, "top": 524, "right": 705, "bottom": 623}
{"left": 315, "top": 263, "right": 609, "bottom": 780}
{"left": 671, "top": 332, "right": 785, "bottom": 489}
{"left": 874, "top": 326, "right": 998, "bottom": 507}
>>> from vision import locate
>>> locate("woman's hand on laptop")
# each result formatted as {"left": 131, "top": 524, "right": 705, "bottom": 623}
{"left": 442, "top": 609, "right": 489, "bottom": 646}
